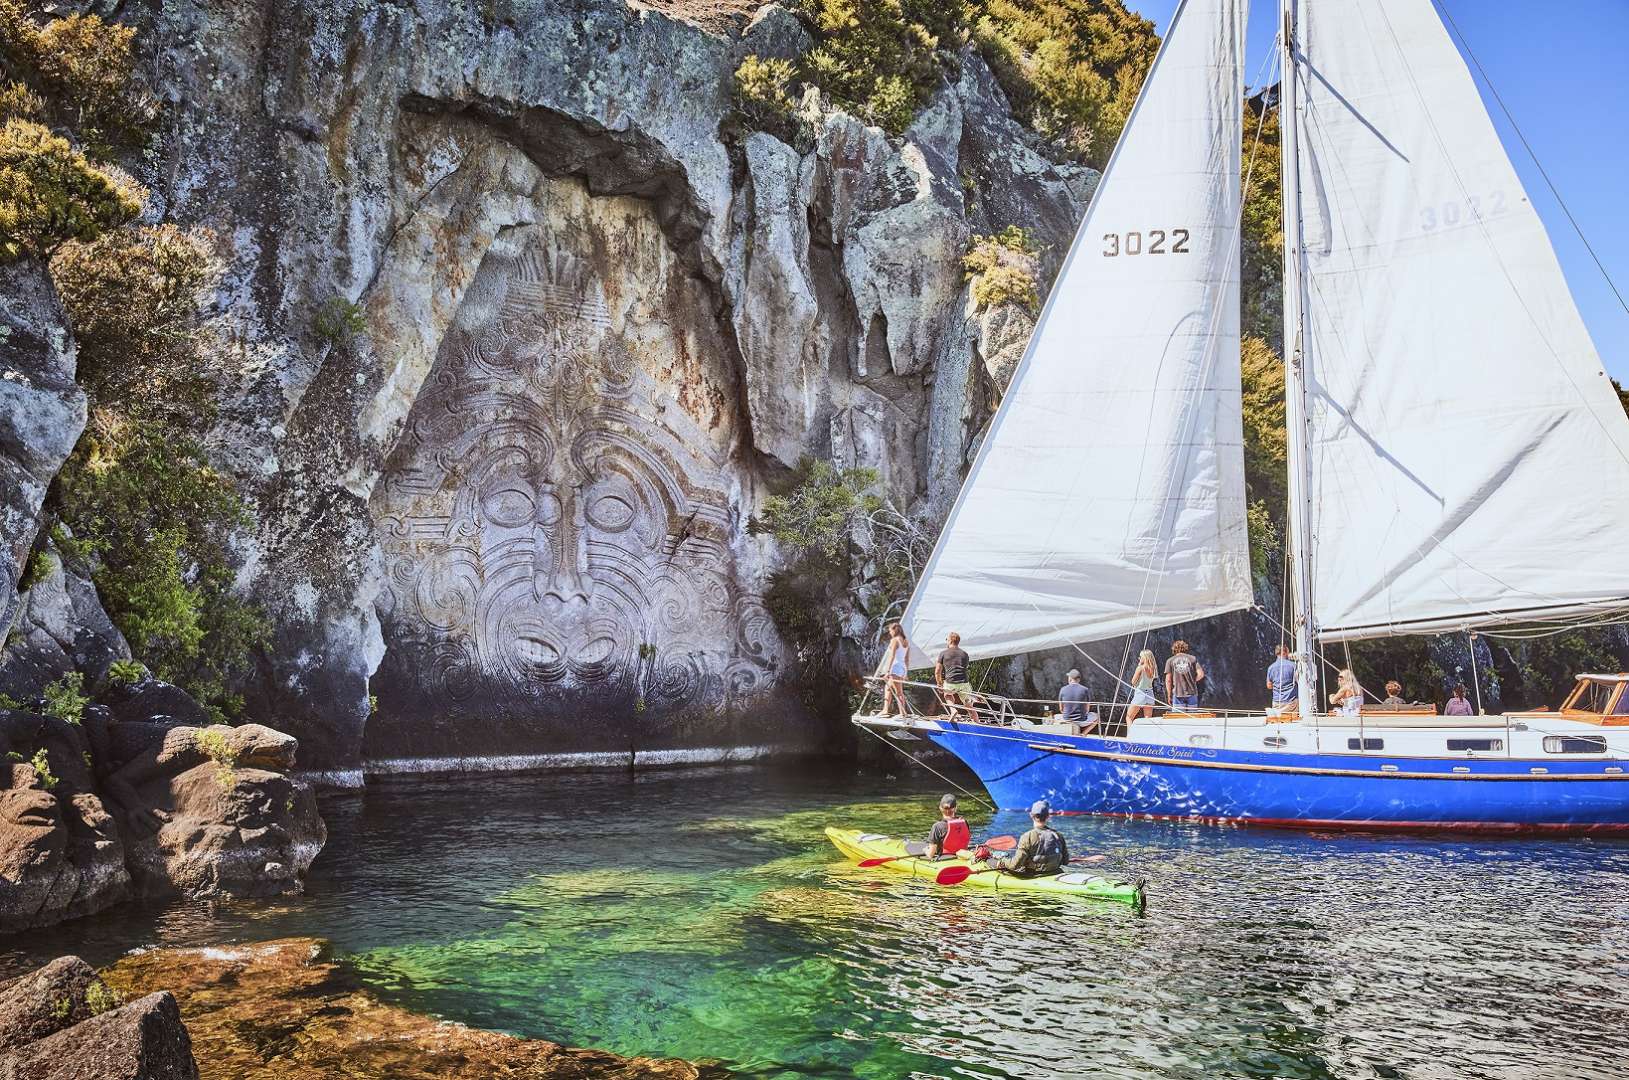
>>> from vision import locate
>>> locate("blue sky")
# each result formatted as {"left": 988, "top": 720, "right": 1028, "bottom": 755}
{"left": 1124, "top": 0, "right": 1629, "bottom": 381}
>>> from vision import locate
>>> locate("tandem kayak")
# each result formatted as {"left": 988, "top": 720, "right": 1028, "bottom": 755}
{"left": 824, "top": 827, "right": 1146, "bottom": 908}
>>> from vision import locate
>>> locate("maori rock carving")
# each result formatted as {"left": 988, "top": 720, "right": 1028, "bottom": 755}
{"left": 373, "top": 229, "right": 783, "bottom": 752}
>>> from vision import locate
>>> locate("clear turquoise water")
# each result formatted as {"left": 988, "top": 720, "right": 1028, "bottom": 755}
{"left": 8, "top": 764, "right": 1629, "bottom": 1078}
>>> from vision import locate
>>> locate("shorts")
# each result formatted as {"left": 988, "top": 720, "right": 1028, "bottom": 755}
{"left": 942, "top": 681, "right": 973, "bottom": 696}
{"left": 1172, "top": 694, "right": 1200, "bottom": 709}
{"left": 1129, "top": 689, "right": 1155, "bottom": 707}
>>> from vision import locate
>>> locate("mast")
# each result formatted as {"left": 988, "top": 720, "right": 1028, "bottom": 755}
{"left": 1278, "top": 0, "right": 1319, "bottom": 718}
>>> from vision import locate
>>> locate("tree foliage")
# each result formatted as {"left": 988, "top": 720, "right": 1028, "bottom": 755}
{"left": 796, "top": 0, "right": 964, "bottom": 134}
{"left": 0, "top": 117, "right": 141, "bottom": 259}
{"left": 963, "top": 225, "right": 1041, "bottom": 311}
{"left": 970, "top": 0, "right": 1157, "bottom": 167}
{"left": 0, "top": 1, "right": 154, "bottom": 147}
{"left": 755, "top": 458, "right": 883, "bottom": 559}
{"left": 1240, "top": 92, "right": 1283, "bottom": 347}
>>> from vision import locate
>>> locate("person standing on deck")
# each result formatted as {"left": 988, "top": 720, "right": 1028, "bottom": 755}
{"left": 924, "top": 794, "right": 971, "bottom": 859}
{"left": 1058, "top": 669, "right": 1092, "bottom": 731}
{"left": 974, "top": 800, "right": 1068, "bottom": 876}
{"left": 1266, "top": 644, "right": 1298, "bottom": 710}
{"left": 935, "top": 632, "right": 975, "bottom": 720}
{"left": 1165, "top": 641, "right": 1204, "bottom": 710}
{"left": 1125, "top": 649, "right": 1159, "bottom": 724}
{"left": 1444, "top": 684, "right": 1475, "bottom": 716}
{"left": 877, "top": 624, "right": 911, "bottom": 718}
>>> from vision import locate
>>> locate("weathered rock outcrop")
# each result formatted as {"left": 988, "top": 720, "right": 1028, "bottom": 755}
{"left": 101, "top": 938, "right": 722, "bottom": 1079}
{"left": 0, "top": 685, "right": 323, "bottom": 931}
{"left": 102, "top": 0, "right": 1096, "bottom": 781}
{"left": 0, "top": 261, "right": 86, "bottom": 642}
{"left": 0, "top": 954, "right": 198, "bottom": 1080}
{"left": 0, "top": 533, "right": 131, "bottom": 703}
{"left": 0, "top": 714, "right": 129, "bottom": 934}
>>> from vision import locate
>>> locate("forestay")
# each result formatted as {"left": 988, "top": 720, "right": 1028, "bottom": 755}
{"left": 900, "top": 0, "right": 1252, "bottom": 665}
{"left": 1291, "top": 0, "right": 1629, "bottom": 641}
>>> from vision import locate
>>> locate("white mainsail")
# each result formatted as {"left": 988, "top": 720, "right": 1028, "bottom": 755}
{"left": 900, "top": 0, "right": 1252, "bottom": 664}
{"left": 1288, "top": 0, "right": 1629, "bottom": 642}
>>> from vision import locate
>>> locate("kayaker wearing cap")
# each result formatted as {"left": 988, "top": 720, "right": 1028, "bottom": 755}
{"left": 974, "top": 800, "right": 1068, "bottom": 875}
{"left": 923, "top": 794, "right": 972, "bottom": 858}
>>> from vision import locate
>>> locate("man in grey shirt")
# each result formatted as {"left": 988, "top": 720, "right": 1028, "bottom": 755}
{"left": 1058, "top": 669, "right": 1092, "bottom": 731}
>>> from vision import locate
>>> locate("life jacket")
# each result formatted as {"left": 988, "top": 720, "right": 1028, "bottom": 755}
{"left": 942, "top": 817, "right": 970, "bottom": 855}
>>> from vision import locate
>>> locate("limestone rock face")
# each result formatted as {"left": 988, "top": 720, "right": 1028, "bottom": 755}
{"left": 0, "top": 533, "right": 132, "bottom": 702}
{"left": 0, "top": 261, "right": 86, "bottom": 640}
{"left": 103, "top": 0, "right": 1095, "bottom": 779}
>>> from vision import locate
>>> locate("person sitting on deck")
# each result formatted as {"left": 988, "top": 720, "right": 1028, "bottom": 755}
{"left": 1382, "top": 681, "right": 1407, "bottom": 706}
{"left": 1444, "top": 684, "right": 1475, "bottom": 716}
{"left": 924, "top": 794, "right": 971, "bottom": 859}
{"left": 1329, "top": 669, "right": 1364, "bottom": 717}
{"left": 1266, "top": 644, "right": 1298, "bottom": 709}
{"left": 1165, "top": 641, "right": 1204, "bottom": 710}
{"left": 1058, "top": 669, "right": 1092, "bottom": 731}
{"left": 935, "top": 632, "right": 975, "bottom": 720}
{"left": 973, "top": 800, "right": 1069, "bottom": 876}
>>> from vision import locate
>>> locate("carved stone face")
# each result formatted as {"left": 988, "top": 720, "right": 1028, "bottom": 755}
{"left": 372, "top": 235, "right": 780, "bottom": 750}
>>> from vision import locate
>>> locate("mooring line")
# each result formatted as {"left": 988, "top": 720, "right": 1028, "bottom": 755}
{"left": 855, "top": 720, "right": 997, "bottom": 813}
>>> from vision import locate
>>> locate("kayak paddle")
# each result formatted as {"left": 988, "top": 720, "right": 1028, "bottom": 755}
{"left": 934, "top": 854, "right": 1109, "bottom": 885}
{"left": 856, "top": 834, "right": 1017, "bottom": 868}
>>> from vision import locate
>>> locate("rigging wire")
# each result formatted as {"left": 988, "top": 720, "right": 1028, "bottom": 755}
{"left": 1436, "top": 0, "right": 1629, "bottom": 319}
{"left": 853, "top": 720, "right": 997, "bottom": 813}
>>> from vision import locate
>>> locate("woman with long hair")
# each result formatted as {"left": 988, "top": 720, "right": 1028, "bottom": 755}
{"left": 1329, "top": 668, "right": 1364, "bottom": 717}
{"left": 1125, "top": 648, "right": 1159, "bottom": 724}
{"left": 877, "top": 623, "right": 912, "bottom": 718}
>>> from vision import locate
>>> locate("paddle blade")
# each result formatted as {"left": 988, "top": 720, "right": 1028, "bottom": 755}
{"left": 935, "top": 865, "right": 974, "bottom": 886}
{"left": 983, "top": 835, "right": 1018, "bottom": 852}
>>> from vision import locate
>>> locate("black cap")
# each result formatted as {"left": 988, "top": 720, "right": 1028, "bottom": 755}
{"left": 939, "top": 793, "right": 958, "bottom": 809}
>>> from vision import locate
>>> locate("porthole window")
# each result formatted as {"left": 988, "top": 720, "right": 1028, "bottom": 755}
{"left": 1189, "top": 734, "right": 1213, "bottom": 747}
{"left": 1446, "top": 738, "right": 1504, "bottom": 752}
{"left": 1347, "top": 738, "right": 1383, "bottom": 750}
{"left": 1263, "top": 736, "right": 1288, "bottom": 749}
{"left": 1543, "top": 735, "right": 1607, "bottom": 754}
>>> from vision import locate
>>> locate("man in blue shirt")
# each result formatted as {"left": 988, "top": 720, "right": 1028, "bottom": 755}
{"left": 1058, "top": 669, "right": 1092, "bottom": 731}
{"left": 1266, "top": 644, "right": 1298, "bottom": 708}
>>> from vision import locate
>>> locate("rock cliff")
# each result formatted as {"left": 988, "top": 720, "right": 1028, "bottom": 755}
{"left": 73, "top": 0, "right": 1095, "bottom": 783}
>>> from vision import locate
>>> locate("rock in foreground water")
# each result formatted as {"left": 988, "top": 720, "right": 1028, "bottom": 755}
{"left": 102, "top": 938, "right": 723, "bottom": 1079}
{"left": 0, "top": 956, "right": 197, "bottom": 1079}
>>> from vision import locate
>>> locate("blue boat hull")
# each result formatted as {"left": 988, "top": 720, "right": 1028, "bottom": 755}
{"left": 919, "top": 721, "right": 1629, "bottom": 833}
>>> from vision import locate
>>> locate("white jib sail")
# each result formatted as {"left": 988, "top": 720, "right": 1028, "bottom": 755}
{"left": 899, "top": 0, "right": 1252, "bottom": 665}
{"left": 1291, "top": 0, "right": 1629, "bottom": 642}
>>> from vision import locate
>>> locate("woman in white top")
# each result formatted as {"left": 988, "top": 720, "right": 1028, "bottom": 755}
{"left": 1329, "top": 668, "right": 1364, "bottom": 717}
{"left": 1125, "top": 649, "right": 1159, "bottom": 723}
{"left": 877, "top": 623, "right": 912, "bottom": 718}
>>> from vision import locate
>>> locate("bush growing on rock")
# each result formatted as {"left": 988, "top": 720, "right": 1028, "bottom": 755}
{"left": 798, "top": 0, "right": 961, "bottom": 134}
{"left": 0, "top": 1, "right": 155, "bottom": 148}
{"left": 753, "top": 458, "right": 882, "bottom": 559}
{"left": 42, "top": 670, "right": 87, "bottom": 723}
{"left": 963, "top": 226, "right": 1041, "bottom": 312}
{"left": 735, "top": 54, "right": 800, "bottom": 134}
{"left": 0, "top": 118, "right": 142, "bottom": 259}
{"left": 969, "top": 0, "right": 1157, "bottom": 167}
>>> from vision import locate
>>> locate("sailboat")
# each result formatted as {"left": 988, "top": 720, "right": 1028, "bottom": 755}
{"left": 855, "top": 0, "right": 1629, "bottom": 832}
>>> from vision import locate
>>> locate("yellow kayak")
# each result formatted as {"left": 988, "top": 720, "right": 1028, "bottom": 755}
{"left": 825, "top": 827, "right": 1145, "bottom": 908}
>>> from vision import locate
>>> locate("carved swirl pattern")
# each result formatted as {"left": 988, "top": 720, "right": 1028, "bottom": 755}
{"left": 373, "top": 239, "right": 781, "bottom": 729}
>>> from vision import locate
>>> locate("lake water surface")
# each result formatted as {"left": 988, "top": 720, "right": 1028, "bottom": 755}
{"left": 6, "top": 764, "right": 1627, "bottom": 1079}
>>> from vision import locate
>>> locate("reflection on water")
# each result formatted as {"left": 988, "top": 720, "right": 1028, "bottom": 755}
{"left": 6, "top": 765, "right": 1628, "bottom": 1078}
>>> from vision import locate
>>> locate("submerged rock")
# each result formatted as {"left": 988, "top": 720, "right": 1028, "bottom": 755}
{"left": 101, "top": 938, "right": 723, "bottom": 1079}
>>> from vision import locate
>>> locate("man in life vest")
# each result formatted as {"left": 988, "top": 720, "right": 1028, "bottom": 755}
{"left": 924, "top": 793, "right": 971, "bottom": 858}
{"left": 974, "top": 800, "right": 1068, "bottom": 875}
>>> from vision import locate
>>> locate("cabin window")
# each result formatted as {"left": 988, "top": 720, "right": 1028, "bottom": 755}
{"left": 1189, "top": 734, "right": 1213, "bottom": 747}
{"left": 1614, "top": 691, "right": 1629, "bottom": 715}
{"left": 1543, "top": 735, "right": 1608, "bottom": 754}
{"left": 1446, "top": 738, "right": 1503, "bottom": 752}
{"left": 1346, "top": 738, "right": 1383, "bottom": 750}
{"left": 1262, "top": 736, "right": 1288, "bottom": 749}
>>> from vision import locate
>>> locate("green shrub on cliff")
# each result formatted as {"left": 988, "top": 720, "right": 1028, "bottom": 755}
{"left": 735, "top": 54, "right": 801, "bottom": 133}
{"left": 0, "top": 118, "right": 142, "bottom": 259}
{"left": 29, "top": 748, "right": 57, "bottom": 790}
{"left": 41, "top": 671, "right": 86, "bottom": 724}
{"left": 754, "top": 458, "right": 882, "bottom": 559}
{"left": 798, "top": 0, "right": 963, "bottom": 133}
{"left": 963, "top": 225, "right": 1041, "bottom": 311}
{"left": 0, "top": 1, "right": 154, "bottom": 148}
{"left": 1241, "top": 93, "right": 1283, "bottom": 346}
{"left": 969, "top": 0, "right": 1157, "bottom": 167}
